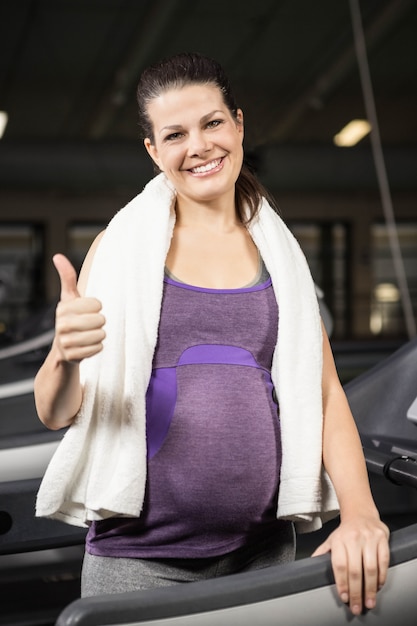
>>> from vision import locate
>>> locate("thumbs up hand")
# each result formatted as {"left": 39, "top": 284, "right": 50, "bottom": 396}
{"left": 53, "top": 254, "right": 106, "bottom": 363}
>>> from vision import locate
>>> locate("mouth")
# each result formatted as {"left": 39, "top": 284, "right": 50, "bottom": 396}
{"left": 188, "top": 157, "right": 224, "bottom": 176}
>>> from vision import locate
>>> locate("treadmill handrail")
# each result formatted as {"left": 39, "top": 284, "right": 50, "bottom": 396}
{"left": 364, "top": 446, "right": 417, "bottom": 489}
{"left": 55, "top": 522, "right": 417, "bottom": 626}
{"left": 0, "top": 329, "right": 54, "bottom": 360}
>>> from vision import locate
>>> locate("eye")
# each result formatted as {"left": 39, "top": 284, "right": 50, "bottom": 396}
{"left": 206, "top": 119, "right": 223, "bottom": 129}
{"left": 164, "top": 131, "right": 184, "bottom": 142}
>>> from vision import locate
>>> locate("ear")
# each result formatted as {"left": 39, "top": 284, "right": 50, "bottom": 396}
{"left": 236, "top": 109, "right": 244, "bottom": 142}
{"left": 144, "top": 138, "right": 162, "bottom": 170}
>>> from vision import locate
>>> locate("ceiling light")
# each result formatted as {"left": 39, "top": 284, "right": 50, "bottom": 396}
{"left": 333, "top": 119, "right": 371, "bottom": 147}
{"left": 374, "top": 282, "right": 400, "bottom": 303}
{"left": 0, "top": 111, "right": 8, "bottom": 139}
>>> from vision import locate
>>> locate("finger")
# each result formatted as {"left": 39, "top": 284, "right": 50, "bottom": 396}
{"left": 56, "top": 302, "right": 105, "bottom": 331}
{"left": 56, "top": 326, "right": 106, "bottom": 363}
{"left": 345, "top": 544, "right": 364, "bottom": 616}
{"left": 59, "top": 340, "right": 105, "bottom": 363}
{"left": 362, "top": 525, "right": 390, "bottom": 608}
{"left": 329, "top": 541, "right": 350, "bottom": 608}
{"left": 377, "top": 530, "right": 391, "bottom": 590}
{"left": 53, "top": 254, "right": 80, "bottom": 302}
{"left": 58, "top": 327, "right": 106, "bottom": 350}
{"left": 57, "top": 323, "right": 106, "bottom": 362}
{"left": 362, "top": 544, "right": 379, "bottom": 610}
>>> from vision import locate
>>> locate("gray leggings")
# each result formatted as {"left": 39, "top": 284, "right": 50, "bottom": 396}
{"left": 81, "top": 522, "right": 295, "bottom": 597}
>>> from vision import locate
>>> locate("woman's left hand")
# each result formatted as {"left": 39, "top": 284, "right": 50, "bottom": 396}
{"left": 312, "top": 514, "right": 390, "bottom": 616}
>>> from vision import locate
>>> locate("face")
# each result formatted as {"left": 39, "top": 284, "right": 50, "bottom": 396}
{"left": 144, "top": 84, "right": 244, "bottom": 208}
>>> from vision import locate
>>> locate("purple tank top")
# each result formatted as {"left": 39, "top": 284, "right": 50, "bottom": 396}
{"left": 86, "top": 274, "right": 282, "bottom": 559}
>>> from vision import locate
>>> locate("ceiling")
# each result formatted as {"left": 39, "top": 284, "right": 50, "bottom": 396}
{"left": 0, "top": 0, "right": 416, "bottom": 194}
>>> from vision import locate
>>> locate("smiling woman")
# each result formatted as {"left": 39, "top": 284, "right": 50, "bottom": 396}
{"left": 136, "top": 53, "right": 270, "bottom": 226}
{"left": 33, "top": 52, "right": 389, "bottom": 617}
{"left": 143, "top": 85, "right": 245, "bottom": 214}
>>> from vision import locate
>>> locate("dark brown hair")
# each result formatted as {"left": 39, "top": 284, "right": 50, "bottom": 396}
{"left": 136, "top": 52, "right": 274, "bottom": 224}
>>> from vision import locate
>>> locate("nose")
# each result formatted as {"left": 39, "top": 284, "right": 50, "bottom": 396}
{"left": 187, "top": 129, "right": 212, "bottom": 157}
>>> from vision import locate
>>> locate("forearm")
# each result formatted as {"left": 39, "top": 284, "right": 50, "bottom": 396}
{"left": 322, "top": 388, "right": 379, "bottom": 520}
{"left": 320, "top": 323, "right": 379, "bottom": 520}
{"left": 34, "top": 339, "right": 83, "bottom": 430}
{"left": 318, "top": 355, "right": 390, "bottom": 616}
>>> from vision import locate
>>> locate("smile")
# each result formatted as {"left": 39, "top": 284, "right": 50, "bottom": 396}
{"left": 189, "top": 158, "right": 223, "bottom": 175}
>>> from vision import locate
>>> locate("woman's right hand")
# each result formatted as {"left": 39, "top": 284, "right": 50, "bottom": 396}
{"left": 53, "top": 253, "right": 106, "bottom": 364}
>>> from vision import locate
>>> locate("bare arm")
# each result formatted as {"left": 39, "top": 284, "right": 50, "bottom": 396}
{"left": 313, "top": 324, "right": 390, "bottom": 615}
{"left": 34, "top": 231, "right": 106, "bottom": 430}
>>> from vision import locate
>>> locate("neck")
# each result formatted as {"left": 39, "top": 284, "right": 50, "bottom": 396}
{"left": 175, "top": 192, "right": 241, "bottom": 234}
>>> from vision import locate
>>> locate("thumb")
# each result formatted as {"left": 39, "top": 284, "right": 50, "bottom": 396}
{"left": 311, "top": 539, "right": 331, "bottom": 558}
{"left": 53, "top": 254, "right": 80, "bottom": 301}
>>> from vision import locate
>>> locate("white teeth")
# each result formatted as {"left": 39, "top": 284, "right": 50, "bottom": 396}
{"left": 191, "top": 159, "right": 221, "bottom": 174}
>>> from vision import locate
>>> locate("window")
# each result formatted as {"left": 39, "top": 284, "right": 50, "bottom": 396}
{"left": 289, "top": 222, "right": 350, "bottom": 338}
{"left": 370, "top": 222, "right": 417, "bottom": 337}
{"left": 0, "top": 223, "right": 44, "bottom": 340}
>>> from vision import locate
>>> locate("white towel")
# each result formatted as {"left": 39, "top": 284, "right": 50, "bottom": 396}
{"left": 36, "top": 173, "right": 339, "bottom": 531}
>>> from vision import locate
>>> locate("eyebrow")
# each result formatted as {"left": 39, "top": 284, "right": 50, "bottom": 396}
{"left": 159, "top": 110, "right": 224, "bottom": 135}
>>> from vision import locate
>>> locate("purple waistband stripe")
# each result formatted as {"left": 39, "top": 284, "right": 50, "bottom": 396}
{"left": 177, "top": 344, "right": 262, "bottom": 369}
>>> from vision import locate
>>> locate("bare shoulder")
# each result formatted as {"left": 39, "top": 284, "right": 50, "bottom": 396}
{"left": 77, "top": 230, "right": 106, "bottom": 295}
